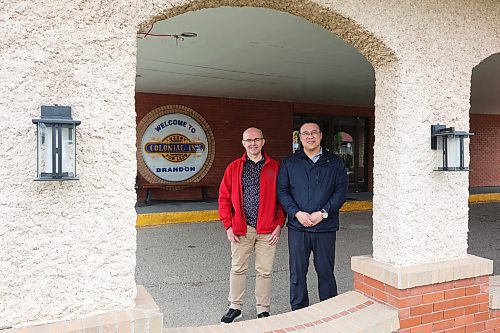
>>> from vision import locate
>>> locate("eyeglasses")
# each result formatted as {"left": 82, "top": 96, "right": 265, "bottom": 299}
{"left": 242, "top": 138, "right": 264, "bottom": 144}
{"left": 300, "top": 130, "right": 321, "bottom": 137}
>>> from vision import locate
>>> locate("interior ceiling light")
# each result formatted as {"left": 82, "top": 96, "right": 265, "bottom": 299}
{"left": 137, "top": 23, "right": 197, "bottom": 45}
{"left": 180, "top": 32, "right": 197, "bottom": 38}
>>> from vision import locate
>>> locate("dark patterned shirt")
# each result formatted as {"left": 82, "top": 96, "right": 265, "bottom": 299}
{"left": 242, "top": 155, "right": 265, "bottom": 228}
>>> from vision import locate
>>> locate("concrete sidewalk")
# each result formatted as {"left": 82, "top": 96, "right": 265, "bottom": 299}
{"left": 135, "top": 187, "right": 500, "bottom": 227}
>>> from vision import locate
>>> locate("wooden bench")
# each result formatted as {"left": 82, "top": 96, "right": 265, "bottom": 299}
{"left": 141, "top": 182, "right": 216, "bottom": 205}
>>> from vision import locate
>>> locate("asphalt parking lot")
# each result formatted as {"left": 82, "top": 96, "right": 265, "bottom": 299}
{"left": 135, "top": 202, "right": 499, "bottom": 328}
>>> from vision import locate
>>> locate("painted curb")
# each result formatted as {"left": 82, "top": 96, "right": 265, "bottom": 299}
{"left": 469, "top": 193, "right": 500, "bottom": 204}
{"left": 136, "top": 195, "right": 500, "bottom": 228}
{"left": 136, "top": 200, "right": 373, "bottom": 227}
{"left": 136, "top": 210, "right": 220, "bottom": 227}
{"left": 341, "top": 200, "right": 373, "bottom": 212}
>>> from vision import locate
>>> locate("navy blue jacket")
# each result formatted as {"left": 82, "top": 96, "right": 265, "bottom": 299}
{"left": 277, "top": 148, "right": 348, "bottom": 232}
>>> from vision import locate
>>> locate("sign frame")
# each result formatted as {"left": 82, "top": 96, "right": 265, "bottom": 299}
{"left": 137, "top": 105, "right": 215, "bottom": 184}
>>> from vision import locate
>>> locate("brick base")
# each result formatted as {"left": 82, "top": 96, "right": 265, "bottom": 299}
{"left": 354, "top": 273, "right": 499, "bottom": 332}
{"left": 352, "top": 255, "right": 499, "bottom": 333}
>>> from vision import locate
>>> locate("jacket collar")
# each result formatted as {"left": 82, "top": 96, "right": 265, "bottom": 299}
{"left": 240, "top": 151, "right": 269, "bottom": 164}
{"left": 296, "top": 147, "right": 331, "bottom": 162}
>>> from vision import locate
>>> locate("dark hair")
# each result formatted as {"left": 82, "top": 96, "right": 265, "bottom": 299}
{"left": 299, "top": 117, "right": 322, "bottom": 133}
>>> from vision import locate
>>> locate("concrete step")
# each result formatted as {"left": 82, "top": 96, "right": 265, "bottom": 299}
{"left": 163, "top": 291, "right": 399, "bottom": 333}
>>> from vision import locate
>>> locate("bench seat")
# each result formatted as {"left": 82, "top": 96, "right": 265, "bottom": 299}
{"left": 141, "top": 182, "right": 216, "bottom": 204}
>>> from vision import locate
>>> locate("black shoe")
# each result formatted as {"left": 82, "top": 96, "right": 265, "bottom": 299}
{"left": 220, "top": 308, "right": 242, "bottom": 324}
{"left": 257, "top": 311, "right": 270, "bottom": 318}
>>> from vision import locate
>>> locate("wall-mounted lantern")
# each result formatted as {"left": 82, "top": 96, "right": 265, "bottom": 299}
{"left": 431, "top": 124, "right": 473, "bottom": 171}
{"left": 32, "top": 106, "right": 81, "bottom": 180}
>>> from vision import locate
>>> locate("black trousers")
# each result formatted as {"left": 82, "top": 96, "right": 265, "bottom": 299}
{"left": 288, "top": 229, "right": 337, "bottom": 310}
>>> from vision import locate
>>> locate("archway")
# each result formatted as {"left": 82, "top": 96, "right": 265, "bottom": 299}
{"left": 468, "top": 53, "right": 500, "bottom": 273}
{"left": 469, "top": 53, "right": 500, "bottom": 188}
{"left": 139, "top": 0, "right": 396, "bottom": 68}
{"left": 5, "top": 0, "right": 500, "bottom": 329}
{"left": 135, "top": 0, "right": 396, "bottom": 328}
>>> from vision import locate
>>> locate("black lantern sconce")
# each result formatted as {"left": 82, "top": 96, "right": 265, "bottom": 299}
{"left": 32, "top": 106, "right": 81, "bottom": 180}
{"left": 431, "top": 124, "right": 473, "bottom": 171}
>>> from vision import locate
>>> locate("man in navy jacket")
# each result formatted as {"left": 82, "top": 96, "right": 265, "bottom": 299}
{"left": 277, "top": 118, "right": 347, "bottom": 310}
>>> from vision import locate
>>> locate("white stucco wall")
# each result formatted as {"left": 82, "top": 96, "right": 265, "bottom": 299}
{"left": 1, "top": 1, "right": 141, "bottom": 327}
{"left": 1, "top": 0, "right": 499, "bottom": 327}
{"left": 349, "top": 1, "right": 500, "bottom": 265}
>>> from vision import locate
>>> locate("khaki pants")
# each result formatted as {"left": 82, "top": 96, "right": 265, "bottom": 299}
{"left": 229, "top": 226, "right": 277, "bottom": 314}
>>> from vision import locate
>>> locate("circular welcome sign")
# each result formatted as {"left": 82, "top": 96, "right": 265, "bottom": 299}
{"left": 137, "top": 106, "right": 215, "bottom": 183}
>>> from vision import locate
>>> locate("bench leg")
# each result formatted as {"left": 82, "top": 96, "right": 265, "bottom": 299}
{"left": 201, "top": 186, "right": 209, "bottom": 202}
{"left": 145, "top": 189, "right": 152, "bottom": 206}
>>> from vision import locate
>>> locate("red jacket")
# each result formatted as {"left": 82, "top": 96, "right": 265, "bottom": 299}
{"left": 218, "top": 152, "right": 285, "bottom": 236}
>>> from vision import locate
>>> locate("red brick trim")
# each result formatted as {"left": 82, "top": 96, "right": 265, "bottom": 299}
{"left": 263, "top": 300, "right": 374, "bottom": 333}
{"left": 354, "top": 273, "right": 500, "bottom": 332}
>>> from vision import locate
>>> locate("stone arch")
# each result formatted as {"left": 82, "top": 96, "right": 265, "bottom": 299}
{"left": 138, "top": 0, "right": 397, "bottom": 69}
{"left": 135, "top": 0, "right": 400, "bottom": 207}
{"left": 134, "top": 0, "right": 399, "bottom": 328}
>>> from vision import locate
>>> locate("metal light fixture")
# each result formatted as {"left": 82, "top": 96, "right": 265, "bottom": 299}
{"left": 136, "top": 21, "right": 198, "bottom": 42}
{"left": 431, "top": 124, "right": 473, "bottom": 171}
{"left": 32, "top": 105, "right": 81, "bottom": 180}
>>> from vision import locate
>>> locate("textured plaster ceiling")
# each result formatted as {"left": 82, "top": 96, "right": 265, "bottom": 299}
{"left": 135, "top": 7, "right": 499, "bottom": 113}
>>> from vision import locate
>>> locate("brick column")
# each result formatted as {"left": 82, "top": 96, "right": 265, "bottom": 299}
{"left": 352, "top": 255, "right": 499, "bottom": 332}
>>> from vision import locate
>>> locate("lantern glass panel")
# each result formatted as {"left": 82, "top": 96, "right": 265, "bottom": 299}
{"left": 36, "top": 122, "right": 77, "bottom": 179}
{"left": 37, "top": 122, "right": 51, "bottom": 178}
{"left": 435, "top": 136, "right": 444, "bottom": 169}
{"left": 446, "top": 135, "right": 461, "bottom": 169}
{"left": 431, "top": 124, "right": 471, "bottom": 171}
{"left": 61, "top": 124, "right": 76, "bottom": 177}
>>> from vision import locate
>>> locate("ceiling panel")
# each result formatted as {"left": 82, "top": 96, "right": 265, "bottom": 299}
{"left": 136, "top": 7, "right": 499, "bottom": 113}
{"left": 136, "top": 7, "right": 375, "bottom": 106}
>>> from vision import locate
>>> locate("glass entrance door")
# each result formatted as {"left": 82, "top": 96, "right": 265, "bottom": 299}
{"left": 293, "top": 115, "right": 368, "bottom": 192}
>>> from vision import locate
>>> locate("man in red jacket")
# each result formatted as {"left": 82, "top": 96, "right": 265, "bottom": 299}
{"left": 218, "top": 127, "right": 285, "bottom": 323}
